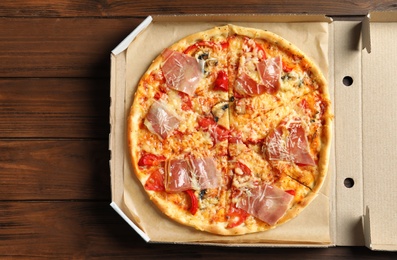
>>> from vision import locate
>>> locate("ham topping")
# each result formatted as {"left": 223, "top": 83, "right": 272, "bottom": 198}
{"left": 144, "top": 101, "right": 180, "bottom": 140}
{"left": 165, "top": 157, "right": 220, "bottom": 192}
{"left": 235, "top": 183, "right": 294, "bottom": 225}
{"left": 257, "top": 56, "right": 282, "bottom": 94}
{"left": 161, "top": 49, "right": 202, "bottom": 96}
{"left": 234, "top": 56, "right": 282, "bottom": 96}
{"left": 264, "top": 117, "right": 315, "bottom": 166}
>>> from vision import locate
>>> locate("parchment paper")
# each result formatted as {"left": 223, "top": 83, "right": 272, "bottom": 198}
{"left": 122, "top": 18, "right": 332, "bottom": 245}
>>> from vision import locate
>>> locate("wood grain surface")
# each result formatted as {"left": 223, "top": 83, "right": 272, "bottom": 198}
{"left": 0, "top": 0, "right": 396, "bottom": 16}
{"left": 1, "top": 1, "right": 397, "bottom": 258}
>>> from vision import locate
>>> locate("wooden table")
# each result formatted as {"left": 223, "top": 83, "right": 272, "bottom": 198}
{"left": 1, "top": 1, "right": 397, "bottom": 258}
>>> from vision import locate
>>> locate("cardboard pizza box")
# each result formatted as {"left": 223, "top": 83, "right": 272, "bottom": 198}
{"left": 109, "top": 12, "right": 397, "bottom": 250}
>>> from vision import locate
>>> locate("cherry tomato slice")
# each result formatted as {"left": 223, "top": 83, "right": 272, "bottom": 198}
{"left": 226, "top": 204, "right": 249, "bottom": 228}
{"left": 144, "top": 169, "right": 165, "bottom": 191}
{"left": 213, "top": 70, "right": 229, "bottom": 92}
{"left": 138, "top": 153, "right": 166, "bottom": 167}
{"left": 185, "top": 190, "right": 198, "bottom": 215}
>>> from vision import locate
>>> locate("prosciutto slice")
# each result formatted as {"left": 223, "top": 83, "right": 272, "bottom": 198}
{"left": 165, "top": 157, "right": 220, "bottom": 192}
{"left": 144, "top": 101, "right": 180, "bottom": 140}
{"left": 257, "top": 56, "right": 282, "bottom": 94}
{"left": 235, "top": 183, "right": 294, "bottom": 225}
{"left": 264, "top": 117, "right": 315, "bottom": 166}
{"left": 165, "top": 159, "right": 191, "bottom": 192}
{"left": 234, "top": 72, "right": 270, "bottom": 96}
{"left": 234, "top": 56, "right": 281, "bottom": 96}
{"left": 190, "top": 157, "right": 220, "bottom": 189}
{"left": 161, "top": 49, "right": 202, "bottom": 96}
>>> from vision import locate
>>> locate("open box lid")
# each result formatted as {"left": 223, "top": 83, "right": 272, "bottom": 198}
{"left": 333, "top": 11, "right": 397, "bottom": 250}
{"left": 109, "top": 13, "right": 397, "bottom": 250}
{"left": 360, "top": 11, "right": 397, "bottom": 251}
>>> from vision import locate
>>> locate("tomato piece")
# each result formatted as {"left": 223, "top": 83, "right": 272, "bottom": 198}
{"left": 226, "top": 204, "right": 249, "bottom": 228}
{"left": 285, "top": 189, "right": 296, "bottom": 196}
{"left": 196, "top": 41, "right": 215, "bottom": 48}
{"left": 235, "top": 161, "right": 251, "bottom": 176}
{"left": 198, "top": 117, "right": 216, "bottom": 129}
{"left": 185, "top": 190, "right": 198, "bottom": 215}
{"left": 255, "top": 44, "right": 266, "bottom": 60}
{"left": 282, "top": 62, "right": 293, "bottom": 72}
{"left": 243, "top": 37, "right": 266, "bottom": 60}
{"left": 154, "top": 91, "right": 163, "bottom": 100}
{"left": 246, "top": 138, "right": 265, "bottom": 145}
{"left": 138, "top": 153, "right": 166, "bottom": 167}
{"left": 183, "top": 40, "right": 215, "bottom": 54}
{"left": 198, "top": 117, "right": 229, "bottom": 142}
{"left": 228, "top": 135, "right": 242, "bottom": 144}
{"left": 233, "top": 90, "right": 245, "bottom": 99}
{"left": 213, "top": 125, "right": 229, "bottom": 141}
{"left": 144, "top": 169, "right": 165, "bottom": 191}
{"left": 183, "top": 44, "right": 199, "bottom": 54}
{"left": 299, "top": 98, "right": 309, "bottom": 110}
{"left": 221, "top": 41, "right": 229, "bottom": 49}
{"left": 178, "top": 92, "right": 193, "bottom": 111}
{"left": 213, "top": 70, "right": 229, "bottom": 91}
{"left": 228, "top": 129, "right": 242, "bottom": 143}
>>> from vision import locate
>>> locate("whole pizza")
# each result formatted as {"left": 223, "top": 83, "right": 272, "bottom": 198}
{"left": 127, "top": 24, "right": 332, "bottom": 235}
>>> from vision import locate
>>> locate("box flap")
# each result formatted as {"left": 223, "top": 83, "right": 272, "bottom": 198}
{"left": 110, "top": 202, "right": 151, "bottom": 242}
{"left": 110, "top": 15, "right": 155, "bottom": 206}
{"left": 363, "top": 11, "right": 397, "bottom": 54}
{"left": 110, "top": 26, "right": 153, "bottom": 243}
{"left": 369, "top": 11, "right": 397, "bottom": 22}
{"left": 110, "top": 51, "right": 127, "bottom": 206}
{"left": 362, "top": 15, "right": 371, "bottom": 53}
{"left": 363, "top": 207, "right": 397, "bottom": 251}
{"left": 112, "top": 16, "right": 153, "bottom": 55}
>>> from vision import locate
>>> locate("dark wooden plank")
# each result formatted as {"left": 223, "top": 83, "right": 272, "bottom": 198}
{"left": 0, "top": 17, "right": 142, "bottom": 78}
{"left": 0, "top": 201, "right": 396, "bottom": 259}
{"left": 0, "top": 78, "right": 109, "bottom": 138}
{"left": 0, "top": 140, "right": 110, "bottom": 200}
{"left": 0, "top": 0, "right": 396, "bottom": 17}
{"left": 0, "top": 201, "right": 137, "bottom": 258}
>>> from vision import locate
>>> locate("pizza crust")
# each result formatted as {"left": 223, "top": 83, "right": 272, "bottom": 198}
{"left": 127, "top": 24, "right": 332, "bottom": 236}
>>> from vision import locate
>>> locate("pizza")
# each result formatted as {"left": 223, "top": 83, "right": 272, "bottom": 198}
{"left": 127, "top": 24, "right": 332, "bottom": 235}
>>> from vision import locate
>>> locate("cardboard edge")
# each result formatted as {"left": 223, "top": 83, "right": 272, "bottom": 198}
{"left": 365, "top": 11, "right": 397, "bottom": 53}
{"left": 110, "top": 52, "right": 125, "bottom": 203}
{"left": 110, "top": 202, "right": 151, "bottom": 242}
{"left": 109, "top": 53, "right": 118, "bottom": 201}
{"left": 147, "top": 240, "right": 333, "bottom": 248}
{"left": 152, "top": 13, "right": 332, "bottom": 23}
{"left": 111, "top": 16, "right": 153, "bottom": 55}
{"left": 369, "top": 11, "right": 397, "bottom": 22}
